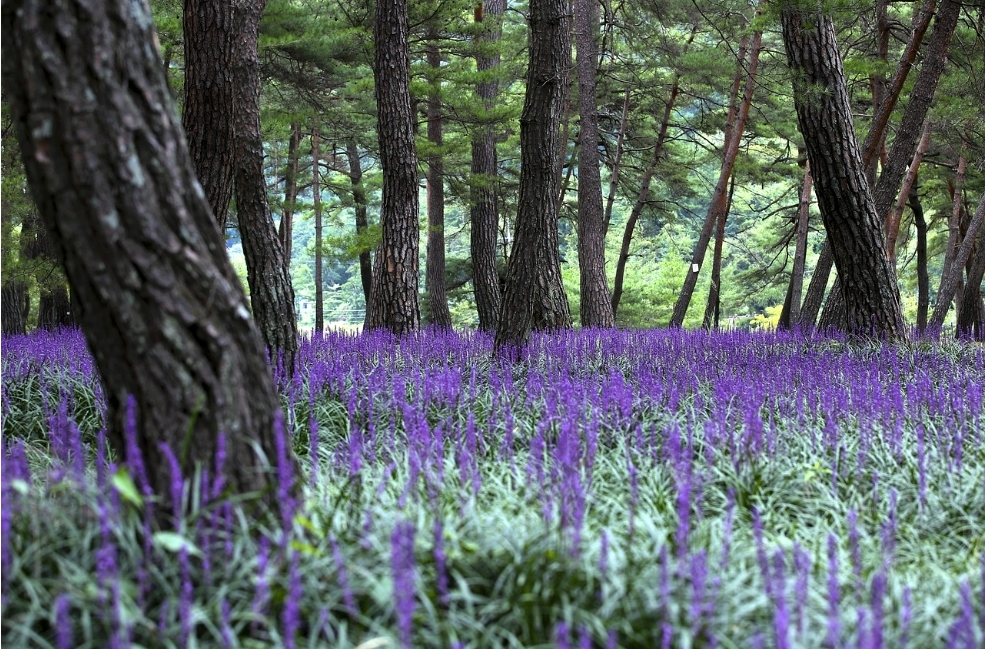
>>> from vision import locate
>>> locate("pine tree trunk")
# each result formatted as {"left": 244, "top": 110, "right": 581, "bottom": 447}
{"left": 864, "top": 0, "right": 890, "bottom": 187}
{"left": 574, "top": 0, "right": 614, "bottom": 328}
{"left": 0, "top": 282, "right": 29, "bottom": 335}
{"left": 23, "top": 207, "right": 76, "bottom": 329}
{"left": 942, "top": 147, "right": 968, "bottom": 322}
{"left": 910, "top": 179, "right": 930, "bottom": 332}
{"left": 367, "top": 0, "right": 421, "bottom": 336}
{"left": 602, "top": 87, "right": 632, "bottom": 234}
{"left": 781, "top": 6, "right": 906, "bottom": 340}
{"left": 38, "top": 287, "right": 74, "bottom": 330}
{"left": 702, "top": 176, "right": 736, "bottom": 329}
{"left": 470, "top": 0, "right": 506, "bottom": 333}
{"left": 800, "top": 240, "right": 834, "bottom": 329}
{"left": 182, "top": 0, "right": 237, "bottom": 230}
{"left": 2, "top": 0, "right": 294, "bottom": 520}
{"left": 231, "top": 0, "right": 298, "bottom": 370}
{"left": 778, "top": 163, "right": 813, "bottom": 330}
{"left": 312, "top": 122, "right": 324, "bottom": 335}
{"left": 494, "top": 0, "right": 572, "bottom": 353}
{"left": 345, "top": 140, "right": 373, "bottom": 325}
{"left": 929, "top": 192, "right": 985, "bottom": 331}
{"left": 885, "top": 125, "right": 931, "bottom": 259}
{"left": 956, "top": 236, "right": 985, "bottom": 340}
{"left": 611, "top": 72, "right": 682, "bottom": 317}
{"left": 426, "top": 34, "right": 452, "bottom": 330}
{"left": 669, "top": 28, "right": 761, "bottom": 328}
{"left": 277, "top": 121, "right": 302, "bottom": 272}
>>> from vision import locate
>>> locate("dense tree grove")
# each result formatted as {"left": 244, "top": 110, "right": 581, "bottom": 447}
{"left": 3, "top": 0, "right": 984, "bottom": 343}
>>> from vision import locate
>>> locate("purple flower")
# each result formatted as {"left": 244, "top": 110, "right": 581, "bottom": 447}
{"left": 220, "top": 599, "right": 234, "bottom": 649}
{"left": 826, "top": 534, "right": 840, "bottom": 649}
{"left": 282, "top": 550, "right": 302, "bottom": 649}
{"left": 159, "top": 442, "right": 184, "bottom": 522}
{"left": 54, "top": 593, "right": 73, "bottom": 649}
{"left": 391, "top": 521, "right": 417, "bottom": 649}
{"left": 554, "top": 621, "right": 571, "bottom": 649}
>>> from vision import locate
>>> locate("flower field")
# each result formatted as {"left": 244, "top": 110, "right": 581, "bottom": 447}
{"left": 1, "top": 327, "right": 984, "bottom": 648}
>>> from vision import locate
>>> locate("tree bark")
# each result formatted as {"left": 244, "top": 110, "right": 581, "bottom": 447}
{"left": 956, "top": 234, "right": 985, "bottom": 341}
{"left": 910, "top": 178, "right": 930, "bottom": 332}
{"left": 602, "top": 87, "right": 632, "bottom": 234}
{"left": 470, "top": 0, "right": 506, "bottom": 333}
{"left": 885, "top": 124, "right": 931, "bottom": 259}
{"left": 367, "top": 0, "right": 421, "bottom": 335}
{"left": 426, "top": 32, "right": 452, "bottom": 329}
{"left": 345, "top": 139, "right": 373, "bottom": 326}
{"left": 277, "top": 121, "right": 302, "bottom": 272}
{"left": 702, "top": 175, "right": 737, "bottom": 329}
{"left": 574, "top": 0, "right": 614, "bottom": 328}
{"left": 800, "top": 240, "right": 834, "bottom": 329}
{"left": 942, "top": 147, "right": 968, "bottom": 322}
{"left": 0, "top": 282, "right": 29, "bottom": 335}
{"left": 781, "top": 5, "right": 907, "bottom": 340}
{"left": 929, "top": 192, "right": 985, "bottom": 332}
{"left": 24, "top": 207, "right": 76, "bottom": 329}
{"left": 778, "top": 162, "right": 813, "bottom": 330}
{"left": 2, "top": 0, "right": 293, "bottom": 519}
{"left": 669, "top": 28, "right": 761, "bottom": 328}
{"left": 494, "top": 0, "right": 572, "bottom": 353}
{"left": 231, "top": 0, "right": 299, "bottom": 371}
{"left": 313, "top": 121, "right": 324, "bottom": 335}
{"left": 182, "top": 0, "right": 237, "bottom": 230}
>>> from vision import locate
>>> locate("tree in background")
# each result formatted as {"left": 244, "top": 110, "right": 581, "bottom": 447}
{"left": 574, "top": 0, "right": 615, "bottom": 328}
{"left": 495, "top": 0, "right": 572, "bottom": 353}
{"left": 2, "top": 0, "right": 294, "bottom": 520}
{"left": 425, "top": 23, "right": 453, "bottom": 329}
{"left": 366, "top": 0, "right": 421, "bottom": 335}
{"left": 780, "top": 2, "right": 907, "bottom": 340}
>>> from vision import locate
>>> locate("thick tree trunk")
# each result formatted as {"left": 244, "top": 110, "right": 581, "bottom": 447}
{"left": 277, "top": 121, "right": 302, "bottom": 271}
{"left": 574, "top": 0, "right": 614, "bottom": 328}
{"left": 182, "top": 0, "right": 237, "bottom": 230}
{"left": 470, "top": 0, "right": 506, "bottom": 333}
{"left": 345, "top": 140, "right": 373, "bottom": 325}
{"left": 232, "top": 0, "right": 298, "bottom": 370}
{"left": 781, "top": 6, "right": 906, "bottom": 340}
{"left": 1, "top": 282, "right": 29, "bottom": 335}
{"left": 611, "top": 73, "right": 682, "bottom": 316}
{"left": 494, "top": 0, "right": 572, "bottom": 353}
{"left": 669, "top": 29, "right": 761, "bottom": 328}
{"left": 871, "top": 0, "right": 960, "bottom": 225}
{"left": 910, "top": 179, "right": 930, "bottom": 332}
{"left": 2, "top": 0, "right": 293, "bottom": 519}
{"left": 313, "top": 122, "right": 324, "bottom": 335}
{"left": 929, "top": 192, "right": 985, "bottom": 332}
{"left": 367, "top": 0, "right": 420, "bottom": 335}
{"left": 778, "top": 163, "right": 813, "bottom": 330}
{"left": 426, "top": 34, "right": 452, "bottom": 330}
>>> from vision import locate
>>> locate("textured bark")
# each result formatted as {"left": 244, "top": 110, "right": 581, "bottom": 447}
{"left": 277, "top": 121, "right": 302, "bottom": 271}
{"left": 345, "top": 140, "right": 373, "bottom": 323}
{"left": 929, "top": 192, "right": 985, "bottom": 331}
{"left": 669, "top": 29, "right": 761, "bottom": 328}
{"left": 871, "top": 0, "right": 960, "bottom": 225}
{"left": 313, "top": 122, "right": 324, "bottom": 335}
{"left": 942, "top": 148, "right": 968, "bottom": 319}
{"left": 232, "top": 0, "right": 299, "bottom": 370}
{"left": 611, "top": 73, "right": 682, "bottom": 316}
{"left": 800, "top": 240, "right": 834, "bottom": 329}
{"left": 1, "top": 282, "right": 29, "bottom": 335}
{"left": 574, "top": 0, "right": 614, "bottom": 328}
{"left": 494, "top": 0, "right": 572, "bottom": 353}
{"left": 426, "top": 34, "right": 452, "bottom": 329}
{"left": 182, "top": 0, "right": 237, "bottom": 230}
{"left": 470, "top": 0, "right": 506, "bottom": 333}
{"left": 910, "top": 179, "right": 930, "bottom": 332}
{"left": 367, "top": 0, "right": 421, "bottom": 335}
{"left": 778, "top": 163, "right": 813, "bottom": 330}
{"left": 956, "top": 235, "right": 985, "bottom": 341}
{"left": 885, "top": 125, "right": 931, "bottom": 259}
{"left": 781, "top": 6, "right": 906, "bottom": 339}
{"left": 602, "top": 87, "right": 632, "bottom": 234}
{"left": 2, "top": 0, "right": 293, "bottom": 519}
{"left": 37, "top": 287, "right": 74, "bottom": 331}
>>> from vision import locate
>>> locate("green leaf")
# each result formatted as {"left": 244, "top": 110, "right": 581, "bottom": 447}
{"left": 153, "top": 532, "right": 203, "bottom": 558}
{"left": 112, "top": 468, "right": 143, "bottom": 508}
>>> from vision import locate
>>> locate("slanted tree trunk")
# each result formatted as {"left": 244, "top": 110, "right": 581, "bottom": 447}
{"left": 669, "top": 28, "right": 761, "bottom": 328}
{"left": 345, "top": 139, "right": 373, "bottom": 325}
{"left": 277, "top": 121, "right": 302, "bottom": 272}
{"left": 702, "top": 175, "right": 737, "bottom": 329}
{"left": 910, "top": 178, "right": 930, "bottom": 332}
{"left": 781, "top": 5, "right": 906, "bottom": 340}
{"left": 367, "top": 0, "right": 421, "bottom": 335}
{"left": 231, "top": 0, "right": 298, "bottom": 371}
{"left": 929, "top": 192, "right": 985, "bottom": 332}
{"left": 2, "top": 0, "right": 294, "bottom": 520}
{"left": 885, "top": 124, "right": 931, "bottom": 259}
{"left": 313, "top": 121, "right": 324, "bottom": 335}
{"left": 182, "top": 0, "right": 237, "bottom": 230}
{"left": 426, "top": 31, "right": 452, "bottom": 329}
{"left": 800, "top": 240, "right": 834, "bottom": 329}
{"left": 494, "top": 0, "right": 572, "bottom": 353}
{"left": 602, "top": 87, "right": 631, "bottom": 234}
{"left": 574, "top": 0, "right": 614, "bottom": 328}
{"left": 778, "top": 162, "right": 813, "bottom": 330}
{"left": 470, "top": 0, "right": 506, "bottom": 333}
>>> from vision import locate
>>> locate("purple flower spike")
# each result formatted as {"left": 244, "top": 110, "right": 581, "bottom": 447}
{"left": 554, "top": 621, "right": 571, "bottom": 649}
{"left": 54, "top": 593, "right": 73, "bottom": 649}
{"left": 391, "top": 521, "right": 417, "bottom": 649}
{"left": 282, "top": 550, "right": 302, "bottom": 649}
